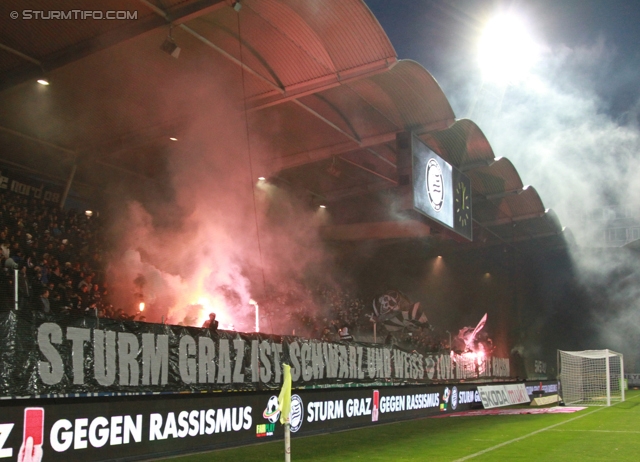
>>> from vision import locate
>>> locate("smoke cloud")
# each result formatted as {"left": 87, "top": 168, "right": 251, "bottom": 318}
{"left": 98, "top": 32, "right": 339, "bottom": 333}
{"left": 440, "top": 26, "right": 640, "bottom": 369}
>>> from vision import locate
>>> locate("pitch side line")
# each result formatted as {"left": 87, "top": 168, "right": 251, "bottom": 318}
{"left": 551, "top": 429, "right": 640, "bottom": 433}
{"left": 453, "top": 393, "right": 640, "bottom": 462}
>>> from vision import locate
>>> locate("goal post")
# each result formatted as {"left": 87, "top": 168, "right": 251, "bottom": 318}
{"left": 558, "top": 349, "right": 625, "bottom": 406}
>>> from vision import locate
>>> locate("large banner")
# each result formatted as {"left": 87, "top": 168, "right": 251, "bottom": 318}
{"left": 0, "top": 312, "right": 511, "bottom": 397}
{"left": 0, "top": 383, "right": 485, "bottom": 462}
{"left": 0, "top": 168, "right": 64, "bottom": 204}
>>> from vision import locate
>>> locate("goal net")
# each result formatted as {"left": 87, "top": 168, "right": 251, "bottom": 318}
{"left": 558, "top": 350, "right": 625, "bottom": 406}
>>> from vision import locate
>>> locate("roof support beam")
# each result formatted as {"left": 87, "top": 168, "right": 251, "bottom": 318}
{"left": 0, "top": 124, "right": 164, "bottom": 186}
{"left": 366, "top": 147, "right": 396, "bottom": 168}
{"left": 338, "top": 156, "right": 397, "bottom": 185}
{"left": 468, "top": 219, "right": 524, "bottom": 254}
{"left": 484, "top": 186, "right": 529, "bottom": 201}
{"left": 459, "top": 158, "right": 495, "bottom": 172}
{"left": 174, "top": 25, "right": 282, "bottom": 91}
{"left": 291, "top": 99, "right": 360, "bottom": 144}
{"left": 480, "top": 211, "right": 547, "bottom": 228}
{"left": 0, "top": 125, "right": 76, "bottom": 157}
{"left": 322, "top": 179, "right": 394, "bottom": 201}
{"left": 92, "top": 159, "right": 164, "bottom": 184}
{"left": 246, "top": 58, "right": 396, "bottom": 111}
{"left": 320, "top": 220, "right": 431, "bottom": 241}
{"left": 0, "top": 43, "right": 42, "bottom": 66}
{"left": 271, "top": 175, "right": 326, "bottom": 201}
{"left": 263, "top": 118, "right": 454, "bottom": 175}
{"left": 0, "top": 157, "right": 71, "bottom": 184}
{"left": 264, "top": 132, "right": 397, "bottom": 175}
{"left": 474, "top": 186, "right": 530, "bottom": 202}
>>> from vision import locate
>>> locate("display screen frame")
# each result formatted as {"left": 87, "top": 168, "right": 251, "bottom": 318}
{"left": 411, "top": 135, "right": 472, "bottom": 241}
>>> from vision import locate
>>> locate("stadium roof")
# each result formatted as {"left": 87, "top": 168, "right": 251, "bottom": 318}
{"left": 0, "top": 0, "right": 568, "bottom": 252}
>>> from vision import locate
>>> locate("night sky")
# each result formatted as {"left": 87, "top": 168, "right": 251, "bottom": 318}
{"left": 366, "top": 0, "right": 640, "bottom": 117}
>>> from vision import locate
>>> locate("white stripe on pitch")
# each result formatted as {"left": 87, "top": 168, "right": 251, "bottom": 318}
{"left": 453, "top": 394, "right": 640, "bottom": 461}
{"left": 551, "top": 429, "right": 640, "bottom": 433}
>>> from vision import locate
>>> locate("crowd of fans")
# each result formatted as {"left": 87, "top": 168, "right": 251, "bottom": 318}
{"left": 0, "top": 190, "right": 126, "bottom": 320}
{"left": 0, "top": 188, "right": 453, "bottom": 354}
{"left": 258, "top": 284, "right": 450, "bottom": 354}
{"left": 258, "top": 284, "right": 369, "bottom": 340}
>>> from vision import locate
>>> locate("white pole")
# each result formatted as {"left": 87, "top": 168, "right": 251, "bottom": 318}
{"left": 605, "top": 351, "right": 611, "bottom": 407}
{"left": 256, "top": 303, "right": 259, "bottom": 333}
{"left": 284, "top": 423, "right": 291, "bottom": 462}
{"left": 557, "top": 350, "right": 561, "bottom": 403}
{"left": 373, "top": 322, "right": 377, "bottom": 343}
{"left": 14, "top": 269, "right": 18, "bottom": 311}
{"left": 619, "top": 353, "right": 625, "bottom": 403}
{"left": 249, "top": 299, "right": 259, "bottom": 333}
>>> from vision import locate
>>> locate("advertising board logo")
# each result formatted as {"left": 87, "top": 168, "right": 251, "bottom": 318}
{"left": 23, "top": 407, "right": 44, "bottom": 461}
{"left": 372, "top": 390, "right": 380, "bottom": 422}
{"left": 262, "top": 395, "right": 280, "bottom": 424}
{"left": 426, "top": 158, "right": 444, "bottom": 212}
{"left": 259, "top": 394, "right": 303, "bottom": 435}
{"left": 440, "top": 387, "right": 450, "bottom": 412}
{"left": 258, "top": 395, "right": 280, "bottom": 438}
{"left": 1, "top": 407, "right": 46, "bottom": 460}
{"left": 451, "top": 386, "right": 458, "bottom": 411}
{"left": 289, "top": 395, "right": 304, "bottom": 433}
{"left": 255, "top": 423, "right": 275, "bottom": 438}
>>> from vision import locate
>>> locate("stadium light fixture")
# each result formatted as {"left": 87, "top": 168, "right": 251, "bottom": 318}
{"left": 161, "top": 27, "right": 181, "bottom": 59}
{"left": 478, "top": 12, "right": 539, "bottom": 83}
{"left": 36, "top": 64, "right": 50, "bottom": 86}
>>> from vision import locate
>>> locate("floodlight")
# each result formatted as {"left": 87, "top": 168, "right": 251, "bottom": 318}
{"left": 161, "top": 28, "right": 181, "bottom": 59}
{"left": 161, "top": 38, "right": 181, "bottom": 58}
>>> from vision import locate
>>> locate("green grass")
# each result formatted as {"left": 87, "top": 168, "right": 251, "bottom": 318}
{"left": 161, "top": 390, "right": 640, "bottom": 461}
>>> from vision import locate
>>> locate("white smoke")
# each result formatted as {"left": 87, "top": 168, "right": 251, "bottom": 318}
{"left": 440, "top": 28, "right": 640, "bottom": 370}
{"left": 448, "top": 38, "right": 640, "bottom": 243}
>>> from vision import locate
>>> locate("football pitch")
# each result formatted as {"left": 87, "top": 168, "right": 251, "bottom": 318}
{"left": 162, "top": 389, "right": 640, "bottom": 461}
